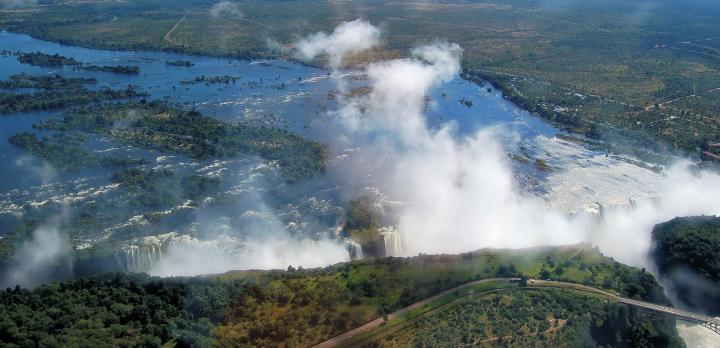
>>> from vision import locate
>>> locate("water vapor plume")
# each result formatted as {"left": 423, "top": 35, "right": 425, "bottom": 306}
{"left": 151, "top": 237, "right": 348, "bottom": 277}
{"left": 143, "top": 161, "right": 349, "bottom": 277}
{"left": 296, "top": 19, "right": 720, "bottom": 269}
{"left": 2, "top": 220, "right": 71, "bottom": 288}
{"left": 294, "top": 19, "right": 380, "bottom": 69}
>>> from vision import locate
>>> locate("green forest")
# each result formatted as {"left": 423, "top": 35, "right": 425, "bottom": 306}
{"left": 651, "top": 216, "right": 720, "bottom": 315}
{"left": 9, "top": 132, "right": 143, "bottom": 170}
{"left": 0, "top": 246, "right": 684, "bottom": 347}
{"left": 0, "top": 88, "right": 145, "bottom": 114}
{"left": 38, "top": 101, "right": 327, "bottom": 182}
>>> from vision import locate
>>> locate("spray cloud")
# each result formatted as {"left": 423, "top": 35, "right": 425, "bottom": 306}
{"left": 298, "top": 20, "right": 720, "bottom": 268}
{"left": 2, "top": 221, "right": 71, "bottom": 288}
{"left": 294, "top": 19, "right": 380, "bottom": 69}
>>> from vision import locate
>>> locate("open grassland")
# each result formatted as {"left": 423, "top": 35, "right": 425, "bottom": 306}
{"left": 2, "top": 0, "right": 720, "bottom": 155}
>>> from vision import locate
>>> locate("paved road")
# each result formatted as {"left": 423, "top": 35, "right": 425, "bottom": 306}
{"left": 313, "top": 278, "right": 720, "bottom": 347}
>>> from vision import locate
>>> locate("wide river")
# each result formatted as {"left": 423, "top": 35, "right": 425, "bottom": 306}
{"left": 1, "top": 30, "right": 715, "bottom": 345}
{"left": 0, "top": 30, "right": 570, "bottom": 237}
{"left": 0, "top": 30, "right": 670, "bottom": 265}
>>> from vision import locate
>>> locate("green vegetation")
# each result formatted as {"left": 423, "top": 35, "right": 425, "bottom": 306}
{"left": 375, "top": 288, "right": 683, "bottom": 348}
{"left": 180, "top": 75, "right": 240, "bottom": 85}
{"left": 14, "top": 51, "right": 80, "bottom": 67}
{"left": 181, "top": 174, "right": 222, "bottom": 201}
{"left": 110, "top": 168, "right": 222, "bottom": 209}
{"left": 10, "top": 51, "right": 140, "bottom": 74}
{"left": 0, "top": 87, "right": 145, "bottom": 114}
{"left": 8, "top": 132, "right": 143, "bottom": 170}
{"left": 344, "top": 195, "right": 385, "bottom": 257}
{"left": 651, "top": 216, "right": 720, "bottom": 315}
{"left": 40, "top": 101, "right": 327, "bottom": 182}
{"left": 166, "top": 60, "right": 194, "bottom": 67}
{"left": 0, "top": 245, "right": 682, "bottom": 347}
{"left": 0, "top": 73, "right": 96, "bottom": 90}
{"left": 79, "top": 64, "right": 140, "bottom": 75}
{"left": 0, "top": 273, "right": 233, "bottom": 347}
{"left": 3, "top": 0, "right": 718, "bottom": 155}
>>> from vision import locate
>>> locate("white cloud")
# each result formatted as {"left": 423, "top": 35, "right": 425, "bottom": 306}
{"left": 294, "top": 19, "right": 380, "bottom": 68}
{"left": 309, "top": 20, "right": 720, "bottom": 269}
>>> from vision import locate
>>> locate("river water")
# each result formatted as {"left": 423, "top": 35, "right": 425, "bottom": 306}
{"left": 2, "top": 30, "right": 713, "bottom": 345}
{"left": 0, "top": 31, "right": 672, "bottom": 268}
{"left": 0, "top": 30, "right": 571, "bottom": 242}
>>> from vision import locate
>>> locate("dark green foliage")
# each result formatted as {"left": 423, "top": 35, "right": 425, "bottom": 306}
{"left": 0, "top": 88, "right": 145, "bottom": 114}
{"left": 180, "top": 75, "right": 240, "bottom": 85}
{"left": 345, "top": 196, "right": 380, "bottom": 231}
{"left": 79, "top": 65, "right": 140, "bottom": 75}
{"left": 12, "top": 51, "right": 139, "bottom": 74}
{"left": 181, "top": 175, "right": 222, "bottom": 201}
{"left": 8, "top": 132, "right": 143, "bottom": 170}
{"left": 15, "top": 51, "right": 80, "bottom": 67}
{"left": 166, "top": 60, "right": 194, "bottom": 67}
{"left": 0, "top": 73, "right": 96, "bottom": 90}
{"left": 44, "top": 101, "right": 327, "bottom": 182}
{"left": 111, "top": 168, "right": 179, "bottom": 209}
{"left": 110, "top": 168, "right": 222, "bottom": 210}
{"left": 379, "top": 289, "right": 684, "bottom": 348}
{"left": 651, "top": 216, "right": 720, "bottom": 314}
{"left": 0, "top": 273, "right": 247, "bottom": 348}
{"left": 0, "top": 248, "right": 684, "bottom": 347}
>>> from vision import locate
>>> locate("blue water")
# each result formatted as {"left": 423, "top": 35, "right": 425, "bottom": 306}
{"left": 0, "top": 31, "right": 562, "bottom": 240}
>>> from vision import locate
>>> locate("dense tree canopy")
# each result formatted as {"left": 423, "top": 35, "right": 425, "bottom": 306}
{"left": 651, "top": 216, "right": 720, "bottom": 314}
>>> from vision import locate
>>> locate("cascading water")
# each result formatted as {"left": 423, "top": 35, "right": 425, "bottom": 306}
{"left": 116, "top": 232, "right": 183, "bottom": 273}
{"left": 343, "top": 238, "right": 364, "bottom": 259}
{"left": 380, "top": 226, "right": 403, "bottom": 257}
{"left": 116, "top": 232, "right": 246, "bottom": 273}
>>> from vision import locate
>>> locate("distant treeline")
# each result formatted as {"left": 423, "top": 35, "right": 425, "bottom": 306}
{"left": 0, "top": 73, "right": 96, "bottom": 90}
{"left": 7, "top": 51, "right": 140, "bottom": 75}
{"left": 0, "top": 87, "right": 146, "bottom": 114}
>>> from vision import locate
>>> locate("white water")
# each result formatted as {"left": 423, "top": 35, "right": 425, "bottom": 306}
{"left": 380, "top": 226, "right": 404, "bottom": 257}
{"left": 343, "top": 238, "right": 364, "bottom": 259}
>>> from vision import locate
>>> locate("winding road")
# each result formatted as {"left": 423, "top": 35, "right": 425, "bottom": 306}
{"left": 313, "top": 278, "right": 720, "bottom": 347}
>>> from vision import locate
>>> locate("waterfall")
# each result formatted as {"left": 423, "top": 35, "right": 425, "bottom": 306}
{"left": 343, "top": 238, "right": 364, "bottom": 260}
{"left": 116, "top": 232, "right": 188, "bottom": 273}
{"left": 379, "top": 226, "right": 404, "bottom": 257}
{"left": 116, "top": 232, "right": 259, "bottom": 273}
